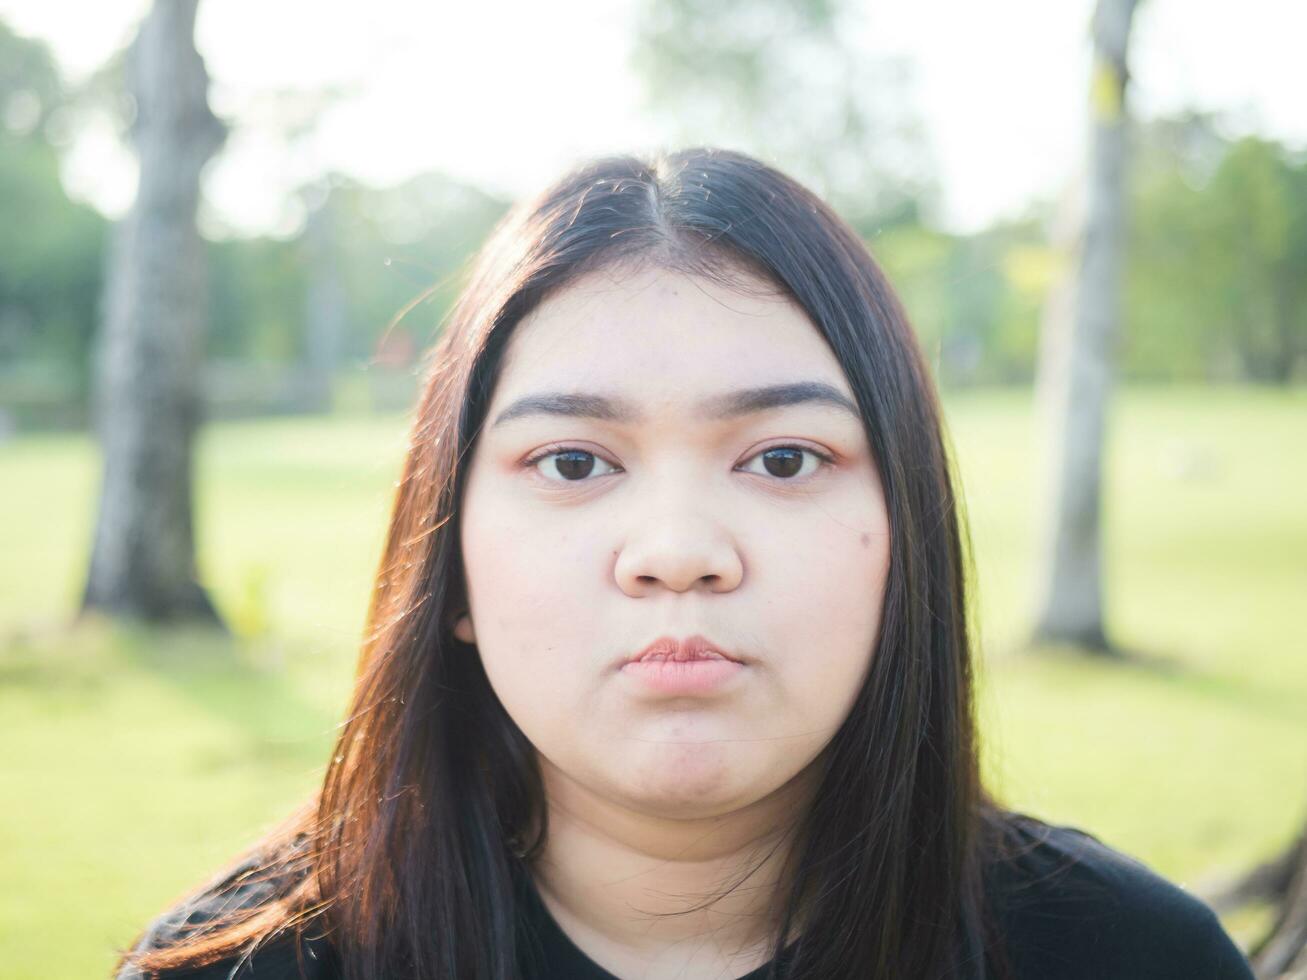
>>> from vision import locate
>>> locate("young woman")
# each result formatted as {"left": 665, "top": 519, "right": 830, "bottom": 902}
{"left": 115, "top": 147, "right": 1254, "bottom": 979}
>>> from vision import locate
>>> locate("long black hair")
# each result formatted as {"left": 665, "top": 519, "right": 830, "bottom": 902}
{"left": 118, "top": 146, "right": 1022, "bottom": 979}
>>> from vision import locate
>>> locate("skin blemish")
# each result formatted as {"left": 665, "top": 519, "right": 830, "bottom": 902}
{"left": 861, "top": 532, "right": 871, "bottom": 548}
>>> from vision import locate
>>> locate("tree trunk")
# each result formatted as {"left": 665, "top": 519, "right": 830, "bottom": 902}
{"left": 80, "top": 0, "right": 227, "bottom": 625}
{"left": 1031, "top": 0, "right": 1140, "bottom": 654}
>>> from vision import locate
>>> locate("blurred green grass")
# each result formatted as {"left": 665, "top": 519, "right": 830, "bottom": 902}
{"left": 1, "top": 385, "right": 1303, "bottom": 978}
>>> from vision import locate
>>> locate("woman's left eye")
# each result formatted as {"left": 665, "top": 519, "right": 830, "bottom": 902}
{"left": 737, "top": 445, "right": 835, "bottom": 481}
{"left": 524, "top": 444, "right": 834, "bottom": 483}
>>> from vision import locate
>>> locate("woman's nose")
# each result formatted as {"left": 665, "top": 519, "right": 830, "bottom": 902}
{"left": 612, "top": 508, "right": 744, "bottom": 597}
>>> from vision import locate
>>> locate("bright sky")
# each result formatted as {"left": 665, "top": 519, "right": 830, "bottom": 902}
{"left": 2, "top": 0, "right": 1303, "bottom": 237}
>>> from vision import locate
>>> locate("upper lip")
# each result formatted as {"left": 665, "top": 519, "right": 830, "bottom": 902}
{"left": 622, "top": 634, "right": 747, "bottom": 667}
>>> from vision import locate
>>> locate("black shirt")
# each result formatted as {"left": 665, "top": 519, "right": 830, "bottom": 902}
{"left": 118, "top": 815, "right": 1256, "bottom": 979}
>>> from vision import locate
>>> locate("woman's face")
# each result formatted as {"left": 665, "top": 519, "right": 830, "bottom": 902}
{"left": 456, "top": 263, "right": 891, "bottom": 820}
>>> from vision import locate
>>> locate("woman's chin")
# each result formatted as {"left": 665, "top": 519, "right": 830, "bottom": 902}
{"left": 616, "top": 745, "right": 766, "bottom": 817}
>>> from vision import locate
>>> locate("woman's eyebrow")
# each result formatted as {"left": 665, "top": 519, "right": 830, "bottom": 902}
{"left": 489, "top": 381, "right": 860, "bottom": 430}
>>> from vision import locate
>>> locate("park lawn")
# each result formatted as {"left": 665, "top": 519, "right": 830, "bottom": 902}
{"left": 1, "top": 385, "right": 1304, "bottom": 978}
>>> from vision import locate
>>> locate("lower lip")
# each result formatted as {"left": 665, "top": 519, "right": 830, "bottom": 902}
{"left": 619, "top": 657, "right": 746, "bottom": 695}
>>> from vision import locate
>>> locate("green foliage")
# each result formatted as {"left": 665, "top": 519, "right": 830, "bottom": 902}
{"left": 0, "top": 23, "right": 107, "bottom": 412}
{"left": 208, "top": 236, "right": 309, "bottom": 362}
{"left": 0, "top": 134, "right": 105, "bottom": 364}
{"left": 203, "top": 172, "right": 508, "bottom": 371}
{"left": 0, "top": 20, "right": 61, "bottom": 128}
{"left": 1127, "top": 111, "right": 1307, "bottom": 381}
{"left": 325, "top": 172, "right": 510, "bottom": 356}
{"left": 872, "top": 214, "right": 1049, "bottom": 385}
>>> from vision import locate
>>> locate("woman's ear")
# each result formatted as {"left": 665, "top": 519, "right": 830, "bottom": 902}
{"left": 452, "top": 610, "right": 476, "bottom": 645}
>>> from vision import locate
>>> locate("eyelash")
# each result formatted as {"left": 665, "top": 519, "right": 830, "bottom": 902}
{"left": 521, "top": 442, "right": 837, "bottom": 485}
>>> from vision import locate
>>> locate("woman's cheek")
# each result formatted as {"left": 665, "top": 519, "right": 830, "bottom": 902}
{"left": 776, "top": 507, "right": 887, "bottom": 706}
{"left": 469, "top": 543, "right": 602, "bottom": 700}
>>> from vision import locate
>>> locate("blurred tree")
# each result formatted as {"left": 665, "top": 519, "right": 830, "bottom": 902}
{"left": 1031, "top": 0, "right": 1142, "bottom": 654}
{"left": 0, "top": 22, "right": 106, "bottom": 421}
{"left": 872, "top": 218, "right": 1047, "bottom": 386}
{"left": 196, "top": 171, "right": 509, "bottom": 418}
{"left": 1127, "top": 114, "right": 1307, "bottom": 383}
{"left": 325, "top": 172, "right": 509, "bottom": 358}
{"left": 0, "top": 18, "right": 59, "bottom": 111}
{"left": 80, "top": 0, "right": 227, "bottom": 625}
{"left": 227, "top": 85, "right": 355, "bottom": 412}
{"left": 1124, "top": 110, "right": 1231, "bottom": 380}
{"left": 631, "top": 0, "right": 937, "bottom": 236}
{"left": 207, "top": 235, "right": 307, "bottom": 363}
{"left": 1194, "top": 136, "right": 1307, "bottom": 382}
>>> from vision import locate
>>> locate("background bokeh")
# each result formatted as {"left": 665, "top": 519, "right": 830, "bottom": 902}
{"left": 0, "top": 1, "right": 1304, "bottom": 977}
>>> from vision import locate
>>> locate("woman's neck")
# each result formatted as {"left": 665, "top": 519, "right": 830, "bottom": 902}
{"left": 529, "top": 756, "right": 814, "bottom": 979}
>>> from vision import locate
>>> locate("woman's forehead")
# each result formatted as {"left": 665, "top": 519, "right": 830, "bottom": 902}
{"left": 495, "top": 266, "right": 850, "bottom": 401}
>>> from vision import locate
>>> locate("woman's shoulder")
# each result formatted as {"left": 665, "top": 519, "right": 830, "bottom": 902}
{"left": 116, "top": 838, "right": 340, "bottom": 980}
{"left": 985, "top": 811, "right": 1254, "bottom": 979}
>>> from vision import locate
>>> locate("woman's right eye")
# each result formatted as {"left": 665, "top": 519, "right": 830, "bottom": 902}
{"left": 525, "top": 447, "right": 620, "bottom": 482}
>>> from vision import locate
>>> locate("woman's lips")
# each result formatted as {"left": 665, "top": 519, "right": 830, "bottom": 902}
{"left": 625, "top": 633, "right": 746, "bottom": 666}
{"left": 619, "top": 636, "right": 747, "bottom": 696}
{"left": 619, "top": 658, "right": 745, "bottom": 695}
